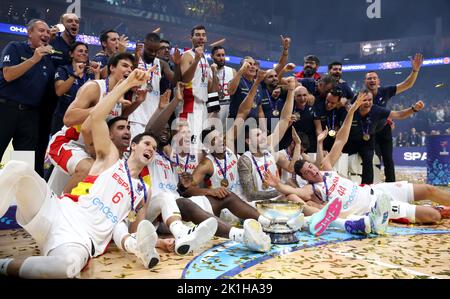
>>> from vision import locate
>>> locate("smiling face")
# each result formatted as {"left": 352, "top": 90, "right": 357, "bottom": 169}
{"left": 109, "top": 119, "right": 131, "bottom": 151}
{"left": 246, "top": 128, "right": 268, "bottom": 152}
{"left": 212, "top": 48, "right": 226, "bottom": 68}
{"left": 110, "top": 58, "right": 134, "bottom": 81}
{"left": 364, "top": 72, "right": 380, "bottom": 91}
{"left": 191, "top": 28, "right": 207, "bottom": 48}
{"left": 329, "top": 64, "right": 342, "bottom": 80}
{"left": 70, "top": 44, "right": 88, "bottom": 63}
{"left": 294, "top": 86, "right": 309, "bottom": 107}
{"left": 172, "top": 123, "right": 191, "bottom": 153}
{"left": 28, "top": 21, "right": 50, "bottom": 48}
{"left": 62, "top": 13, "right": 79, "bottom": 38}
{"left": 298, "top": 161, "right": 322, "bottom": 183}
{"left": 131, "top": 135, "right": 157, "bottom": 165}
{"left": 264, "top": 70, "right": 278, "bottom": 89}
{"left": 325, "top": 93, "right": 340, "bottom": 111}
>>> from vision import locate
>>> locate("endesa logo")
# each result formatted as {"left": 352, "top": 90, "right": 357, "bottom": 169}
{"left": 9, "top": 26, "right": 27, "bottom": 34}
{"left": 92, "top": 197, "right": 119, "bottom": 224}
{"left": 404, "top": 152, "right": 427, "bottom": 161}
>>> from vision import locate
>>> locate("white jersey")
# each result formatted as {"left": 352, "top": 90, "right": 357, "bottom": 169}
{"left": 312, "top": 171, "right": 375, "bottom": 218}
{"left": 94, "top": 79, "right": 122, "bottom": 121}
{"left": 48, "top": 80, "right": 122, "bottom": 150}
{"left": 128, "top": 58, "right": 162, "bottom": 125}
{"left": 59, "top": 160, "right": 147, "bottom": 256}
{"left": 242, "top": 150, "right": 278, "bottom": 192}
{"left": 206, "top": 149, "right": 244, "bottom": 198}
{"left": 218, "top": 66, "right": 234, "bottom": 104}
{"left": 187, "top": 50, "right": 211, "bottom": 103}
{"left": 170, "top": 151, "right": 199, "bottom": 174}
{"left": 148, "top": 150, "right": 179, "bottom": 197}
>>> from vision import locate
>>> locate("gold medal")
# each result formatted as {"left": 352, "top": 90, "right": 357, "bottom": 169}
{"left": 294, "top": 112, "right": 301, "bottom": 121}
{"left": 252, "top": 103, "right": 258, "bottom": 109}
{"left": 363, "top": 134, "right": 371, "bottom": 141}
{"left": 272, "top": 110, "right": 280, "bottom": 117}
{"left": 128, "top": 210, "right": 137, "bottom": 222}
{"left": 262, "top": 182, "right": 269, "bottom": 190}
{"left": 328, "top": 130, "right": 336, "bottom": 137}
{"left": 221, "top": 179, "right": 229, "bottom": 187}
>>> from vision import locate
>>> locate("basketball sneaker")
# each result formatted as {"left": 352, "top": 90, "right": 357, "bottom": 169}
{"left": 242, "top": 219, "right": 271, "bottom": 252}
{"left": 309, "top": 198, "right": 342, "bottom": 237}
{"left": 175, "top": 217, "right": 218, "bottom": 255}
{"left": 135, "top": 220, "right": 159, "bottom": 269}
{"left": 369, "top": 192, "right": 391, "bottom": 235}
{"left": 344, "top": 216, "right": 371, "bottom": 235}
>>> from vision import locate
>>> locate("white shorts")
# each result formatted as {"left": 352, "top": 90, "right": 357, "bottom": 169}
{"left": 372, "top": 181, "right": 414, "bottom": 204}
{"left": 48, "top": 140, "right": 91, "bottom": 175}
{"left": 189, "top": 195, "right": 214, "bottom": 214}
{"left": 19, "top": 189, "right": 92, "bottom": 257}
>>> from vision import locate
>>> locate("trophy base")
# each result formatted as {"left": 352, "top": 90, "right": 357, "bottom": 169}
{"left": 266, "top": 231, "right": 299, "bottom": 244}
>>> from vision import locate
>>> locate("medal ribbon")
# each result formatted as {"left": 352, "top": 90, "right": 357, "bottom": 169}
{"left": 312, "top": 174, "right": 329, "bottom": 203}
{"left": 157, "top": 150, "right": 175, "bottom": 171}
{"left": 250, "top": 153, "right": 268, "bottom": 184}
{"left": 361, "top": 118, "right": 371, "bottom": 138}
{"left": 124, "top": 159, "right": 147, "bottom": 213}
{"left": 213, "top": 151, "right": 228, "bottom": 180}
{"left": 327, "top": 110, "right": 335, "bottom": 131}
{"left": 176, "top": 153, "right": 190, "bottom": 173}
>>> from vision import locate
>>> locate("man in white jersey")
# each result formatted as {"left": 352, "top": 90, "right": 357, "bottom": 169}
{"left": 210, "top": 46, "right": 236, "bottom": 123}
{"left": 179, "top": 25, "right": 219, "bottom": 147}
{"left": 128, "top": 32, "right": 182, "bottom": 139}
{"left": 0, "top": 69, "right": 161, "bottom": 278}
{"left": 265, "top": 92, "right": 450, "bottom": 237}
{"left": 48, "top": 53, "right": 147, "bottom": 194}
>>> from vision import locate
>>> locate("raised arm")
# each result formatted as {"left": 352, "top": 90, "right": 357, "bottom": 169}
{"left": 263, "top": 170, "right": 309, "bottom": 198}
{"left": 321, "top": 93, "right": 366, "bottom": 170}
{"left": 267, "top": 77, "right": 295, "bottom": 149}
{"left": 389, "top": 100, "right": 424, "bottom": 120}
{"left": 63, "top": 81, "right": 100, "bottom": 127}
{"left": 396, "top": 53, "right": 423, "bottom": 94}
{"left": 89, "top": 69, "right": 151, "bottom": 161}
{"left": 227, "top": 61, "right": 248, "bottom": 96}
{"left": 180, "top": 47, "right": 202, "bottom": 83}
{"left": 274, "top": 35, "right": 291, "bottom": 75}
{"left": 3, "top": 45, "right": 52, "bottom": 82}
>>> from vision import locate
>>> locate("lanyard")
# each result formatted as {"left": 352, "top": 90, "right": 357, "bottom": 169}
{"left": 266, "top": 89, "right": 279, "bottom": 111}
{"left": 199, "top": 54, "right": 207, "bottom": 82}
{"left": 312, "top": 174, "right": 329, "bottom": 203}
{"left": 327, "top": 110, "right": 336, "bottom": 130}
{"left": 142, "top": 61, "right": 154, "bottom": 84}
{"left": 105, "top": 77, "right": 109, "bottom": 95}
{"left": 213, "top": 151, "right": 228, "bottom": 180}
{"left": 250, "top": 152, "right": 268, "bottom": 183}
{"left": 361, "top": 118, "right": 371, "bottom": 136}
{"left": 157, "top": 150, "right": 175, "bottom": 171}
{"left": 124, "top": 159, "right": 147, "bottom": 213}
{"left": 176, "top": 153, "right": 190, "bottom": 173}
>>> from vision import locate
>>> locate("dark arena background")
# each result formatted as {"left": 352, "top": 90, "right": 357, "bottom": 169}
{"left": 0, "top": 0, "right": 449, "bottom": 283}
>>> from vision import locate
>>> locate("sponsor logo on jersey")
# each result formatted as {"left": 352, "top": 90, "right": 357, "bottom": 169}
{"left": 92, "top": 197, "right": 119, "bottom": 224}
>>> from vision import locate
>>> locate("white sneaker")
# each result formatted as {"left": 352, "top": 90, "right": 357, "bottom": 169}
{"left": 175, "top": 217, "right": 218, "bottom": 255}
{"left": 242, "top": 219, "right": 271, "bottom": 252}
{"left": 369, "top": 193, "right": 391, "bottom": 235}
{"left": 135, "top": 220, "right": 159, "bottom": 269}
{"left": 286, "top": 213, "right": 305, "bottom": 231}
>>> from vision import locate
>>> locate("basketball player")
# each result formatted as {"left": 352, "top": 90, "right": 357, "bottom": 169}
{"left": 264, "top": 93, "right": 450, "bottom": 237}
{"left": 0, "top": 68, "right": 161, "bottom": 278}
{"left": 48, "top": 53, "right": 146, "bottom": 193}
{"left": 128, "top": 32, "right": 182, "bottom": 139}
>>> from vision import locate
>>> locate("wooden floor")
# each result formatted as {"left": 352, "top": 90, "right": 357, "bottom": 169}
{"left": 1, "top": 220, "right": 449, "bottom": 279}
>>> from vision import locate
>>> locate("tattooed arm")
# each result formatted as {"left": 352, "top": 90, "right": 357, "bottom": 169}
{"left": 237, "top": 155, "right": 280, "bottom": 201}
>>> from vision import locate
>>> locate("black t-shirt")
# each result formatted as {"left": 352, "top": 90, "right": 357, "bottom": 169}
{"left": 347, "top": 105, "right": 391, "bottom": 141}
{"left": 49, "top": 33, "right": 72, "bottom": 69}
{"left": 279, "top": 104, "right": 317, "bottom": 151}
{"left": 314, "top": 102, "right": 347, "bottom": 131}
{"left": 260, "top": 83, "right": 287, "bottom": 133}
{"left": 0, "top": 41, "right": 55, "bottom": 106}
{"left": 337, "top": 81, "right": 354, "bottom": 99}
{"left": 228, "top": 77, "right": 262, "bottom": 119}
{"left": 372, "top": 85, "right": 397, "bottom": 107}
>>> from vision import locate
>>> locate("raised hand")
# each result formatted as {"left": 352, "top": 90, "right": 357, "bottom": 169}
{"left": 134, "top": 88, "right": 148, "bottom": 105}
{"left": 411, "top": 53, "right": 423, "bottom": 72}
{"left": 239, "top": 60, "right": 250, "bottom": 73}
{"left": 152, "top": 27, "right": 161, "bottom": 33}
{"left": 88, "top": 61, "right": 101, "bottom": 76}
{"left": 135, "top": 42, "right": 144, "bottom": 61}
{"left": 210, "top": 63, "right": 218, "bottom": 74}
{"left": 73, "top": 62, "right": 85, "bottom": 77}
{"left": 284, "top": 63, "right": 296, "bottom": 72}
{"left": 350, "top": 92, "right": 369, "bottom": 112}
{"left": 118, "top": 35, "right": 129, "bottom": 53}
{"left": 159, "top": 89, "right": 172, "bottom": 109}
{"left": 171, "top": 46, "right": 182, "bottom": 65}
{"left": 124, "top": 68, "right": 152, "bottom": 88}
{"left": 280, "top": 35, "right": 291, "bottom": 50}
{"left": 175, "top": 81, "right": 187, "bottom": 101}
{"left": 286, "top": 76, "right": 297, "bottom": 90}
{"left": 31, "top": 45, "right": 53, "bottom": 63}
{"left": 263, "top": 170, "right": 281, "bottom": 188}
{"left": 317, "top": 128, "right": 328, "bottom": 143}
{"left": 413, "top": 100, "right": 425, "bottom": 112}
{"left": 194, "top": 46, "right": 204, "bottom": 61}
{"left": 256, "top": 69, "right": 267, "bottom": 83}
{"left": 272, "top": 87, "right": 281, "bottom": 99}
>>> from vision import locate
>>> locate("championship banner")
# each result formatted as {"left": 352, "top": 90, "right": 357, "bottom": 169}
{"left": 392, "top": 147, "right": 427, "bottom": 167}
{"left": 427, "top": 135, "right": 450, "bottom": 186}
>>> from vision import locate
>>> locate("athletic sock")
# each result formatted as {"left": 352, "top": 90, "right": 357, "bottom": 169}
{"left": 229, "top": 227, "right": 244, "bottom": 243}
{"left": 257, "top": 215, "right": 271, "bottom": 228}
{"left": 169, "top": 220, "right": 186, "bottom": 239}
{"left": 0, "top": 258, "right": 13, "bottom": 276}
{"left": 123, "top": 233, "right": 138, "bottom": 254}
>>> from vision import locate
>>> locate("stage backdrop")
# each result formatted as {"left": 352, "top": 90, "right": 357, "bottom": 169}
{"left": 392, "top": 146, "right": 427, "bottom": 167}
{"left": 427, "top": 135, "right": 450, "bottom": 186}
